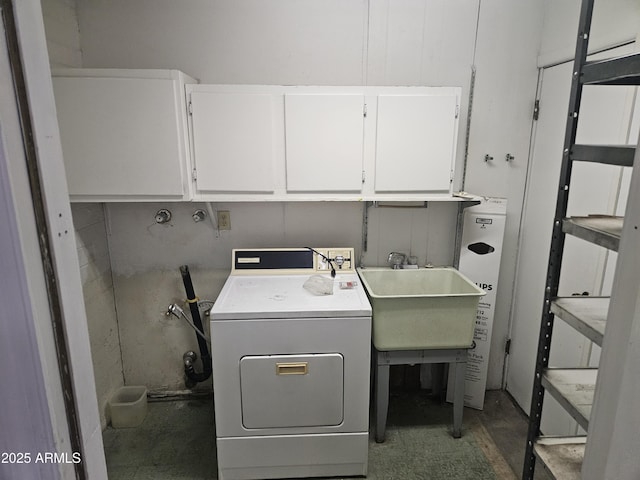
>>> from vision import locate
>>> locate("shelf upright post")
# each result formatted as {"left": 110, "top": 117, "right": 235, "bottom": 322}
{"left": 522, "top": 0, "right": 595, "bottom": 477}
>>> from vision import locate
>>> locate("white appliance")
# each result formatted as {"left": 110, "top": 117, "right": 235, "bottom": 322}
{"left": 210, "top": 248, "right": 372, "bottom": 480}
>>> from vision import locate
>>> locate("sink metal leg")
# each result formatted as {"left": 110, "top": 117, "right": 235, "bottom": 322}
{"left": 374, "top": 359, "right": 390, "bottom": 443}
{"left": 373, "top": 348, "right": 467, "bottom": 441}
{"left": 452, "top": 358, "right": 466, "bottom": 438}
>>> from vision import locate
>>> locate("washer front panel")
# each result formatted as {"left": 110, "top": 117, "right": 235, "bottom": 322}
{"left": 240, "top": 353, "right": 344, "bottom": 429}
{"left": 211, "top": 315, "right": 370, "bottom": 437}
{"left": 216, "top": 433, "right": 368, "bottom": 480}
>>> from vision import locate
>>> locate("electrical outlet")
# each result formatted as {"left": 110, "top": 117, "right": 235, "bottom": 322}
{"left": 217, "top": 210, "right": 231, "bottom": 230}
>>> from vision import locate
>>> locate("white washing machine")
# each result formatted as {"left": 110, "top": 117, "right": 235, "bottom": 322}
{"left": 210, "top": 248, "right": 372, "bottom": 480}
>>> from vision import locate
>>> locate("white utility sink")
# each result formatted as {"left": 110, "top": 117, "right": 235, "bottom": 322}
{"left": 357, "top": 267, "right": 485, "bottom": 350}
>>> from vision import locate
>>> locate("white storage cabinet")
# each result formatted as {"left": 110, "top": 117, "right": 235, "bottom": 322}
{"left": 187, "top": 85, "right": 462, "bottom": 202}
{"left": 284, "top": 93, "right": 365, "bottom": 193}
{"left": 375, "top": 93, "right": 458, "bottom": 193}
{"left": 52, "top": 69, "right": 195, "bottom": 202}
{"left": 189, "top": 90, "right": 279, "bottom": 194}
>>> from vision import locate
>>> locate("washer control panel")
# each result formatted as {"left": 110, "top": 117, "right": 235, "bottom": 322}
{"left": 231, "top": 248, "right": 355, "bottom": 275}
{"left": 314, "top": 249, "right": 353, "bottom": 273}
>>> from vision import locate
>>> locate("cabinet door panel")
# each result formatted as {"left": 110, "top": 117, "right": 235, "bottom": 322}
{"left": 53, "top": 77, "right": 185, "bottom": 197}
{"left": 375, "top": 94, "right": 456, "bottom": 192}
{"left": 191, "top": 92, "right": 276, "bottom": 193}
{"left": 285, "top": 94, "right": 364, "bottom": 192}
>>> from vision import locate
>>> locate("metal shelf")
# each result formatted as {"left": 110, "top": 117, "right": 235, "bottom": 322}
{"left": 550, "top": 297, "right": 608, "bottom": 346}
{"left": 581, "top": 52, "right": 640, "bottom": 85}
{"left": 541, "top": 368, "right": 597, "bottom": 431}
{"left": 570, "top": 144, "right": 635, "bottom": 167}
{"left": 533, "top": 436, "right": 586, "bottom": 480}
{"left": 524, "top": 1, "right": 631, "bottom": 477}
{"left": 562, "top": 215, "right": 623, "bottom": 251}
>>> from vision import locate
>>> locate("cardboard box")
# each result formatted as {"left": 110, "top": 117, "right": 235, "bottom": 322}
{"left": 447, "top": 198, "right": 506, "bottom": 410}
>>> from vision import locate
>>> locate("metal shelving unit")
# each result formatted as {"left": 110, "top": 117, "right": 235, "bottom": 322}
{"left": 541, "top": 368, "right": 597, "bottom": 431}
{"left": 562, "top": 216, "right": 623, "bottom": 251}
{"left": 549, "top": 297, "right": 607, "bottom": 346}
{"left": 533, "top": 437, "right": 587, "bottom": 480}
{"left": 522, "top": 0, "right": 640, "bottom": 478}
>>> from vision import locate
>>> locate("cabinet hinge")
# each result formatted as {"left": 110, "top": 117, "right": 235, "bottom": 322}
{"left": 533, "top": 100, "right": 540, "bottom": 121}
{"left": 362, "top": 170, "right": 366, "bottom": 183}
{"left": 505, "top": 338, "right": 512, "bottom": 355}
{"left": 188, "top": 101, "right": 193, "bottom": 115}
{"left": 455, "top": 104, "right": 460, "bottom": 119}
{"left": 192, "top": 168, "right": 197, "bottom": 181}
{"left": 363, "top": 103, "right": 367, "bottom": 118}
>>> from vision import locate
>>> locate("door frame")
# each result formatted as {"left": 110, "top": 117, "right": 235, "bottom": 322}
{"left": 1, "top": 0, "right": 107, "bottom": 477}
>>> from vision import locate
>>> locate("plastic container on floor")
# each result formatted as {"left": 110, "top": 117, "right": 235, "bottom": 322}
{"left": 109, "top": 386, "right": 148, "bottom": 428}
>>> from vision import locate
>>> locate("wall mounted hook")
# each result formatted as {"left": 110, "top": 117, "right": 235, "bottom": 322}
{"left": 484, "top": 154, "right": 494, "bottom": 162}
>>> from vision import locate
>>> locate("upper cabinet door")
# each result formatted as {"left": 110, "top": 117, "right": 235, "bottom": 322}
{"left": 284, "top": 94, "right": 365, "bottom": 192}
{"left": 190, "top": 91, "right": 278, "bottom": 193}
{"left": 53, "top": 70, "right": 193, "bottom": 201}
{"left": 374, "top": 94, "right": 457, "bottom": 192}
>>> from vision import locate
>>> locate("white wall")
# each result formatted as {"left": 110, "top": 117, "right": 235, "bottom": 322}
{"left": 40, "top": 0, "right": 81, "bottom": 68}
{"left": 107, "top": 201, "right": 458, "bottom": 389}
{"left": 79, "top": 0, "right": 368, "bottom": 85}
{"left": 463, "top": 0, "right": 543, "bottom": 388}
{"left": 42, "top": 0, "right": 124, "bottom": 429}
{"left": 72, "top": 0, "right": 544, "bottom": 391}
{"left": 71, "top": 204, "right": 123, "bottom": 428}
{"left": 538, "top": 0, "right": 640, "bottom": 67}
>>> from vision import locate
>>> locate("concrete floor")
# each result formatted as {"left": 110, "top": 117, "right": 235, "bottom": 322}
{"left": 103, "top": 389, "right": 552, "bottom": 480}
{"left": 467, "top": 391, "right": 552, "bottom": 480}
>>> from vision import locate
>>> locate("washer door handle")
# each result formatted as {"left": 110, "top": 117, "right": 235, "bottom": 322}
{"left": 276, "top": 362, "right": 308, "bottom": 375}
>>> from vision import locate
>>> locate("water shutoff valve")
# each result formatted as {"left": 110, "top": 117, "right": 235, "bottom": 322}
{"left": 155, "top": 209, "right": 172, "bottom": 224}
{"left": 192, "top": 209, "right": 207, "bottom": 222}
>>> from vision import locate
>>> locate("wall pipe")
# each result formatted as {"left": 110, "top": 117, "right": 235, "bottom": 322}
{"left": 179, "top": 265, "right": 212, "bottom": 387}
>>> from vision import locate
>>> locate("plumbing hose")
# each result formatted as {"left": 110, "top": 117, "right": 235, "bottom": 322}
{"left": 170, "top": 305, "right": 209, "bottom": 344}
{"left": 179, "top": 265, "right": 212, "bottom": 386}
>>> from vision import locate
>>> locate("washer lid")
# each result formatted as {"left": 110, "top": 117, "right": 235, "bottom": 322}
{"left": 210, "top": 273, "right": 371, "bottom": 320}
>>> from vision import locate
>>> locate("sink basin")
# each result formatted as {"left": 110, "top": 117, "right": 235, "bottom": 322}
{"left": 357, "top": 267, "right": 485, "bottom": 350}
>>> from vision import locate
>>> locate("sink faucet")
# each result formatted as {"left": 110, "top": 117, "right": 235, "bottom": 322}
{"left": 387, "top": 252, "right": 407, "bottom": 269}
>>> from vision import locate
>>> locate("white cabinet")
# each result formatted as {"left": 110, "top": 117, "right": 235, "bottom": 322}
{"left": 284, "top": 94, "right": 365, "bottom": 192}
{"left": 187, "top": 85, "right": 462, "bottom": 201}
{"left": 53, "top": 74, "right": 462, "bottom": 202}
{"left": 375, "top": 94, "right": 457, "bottom": 192}
{"left": 52, "top": 69, "right": 195, "bottom": 202}
{"left": 190, "top": 91, "right": 279, "bottom": 193}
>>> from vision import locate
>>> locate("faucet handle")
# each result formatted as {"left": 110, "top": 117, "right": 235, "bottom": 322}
{"left": 387, "top": 252, "right": 407, "bottom": 268}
